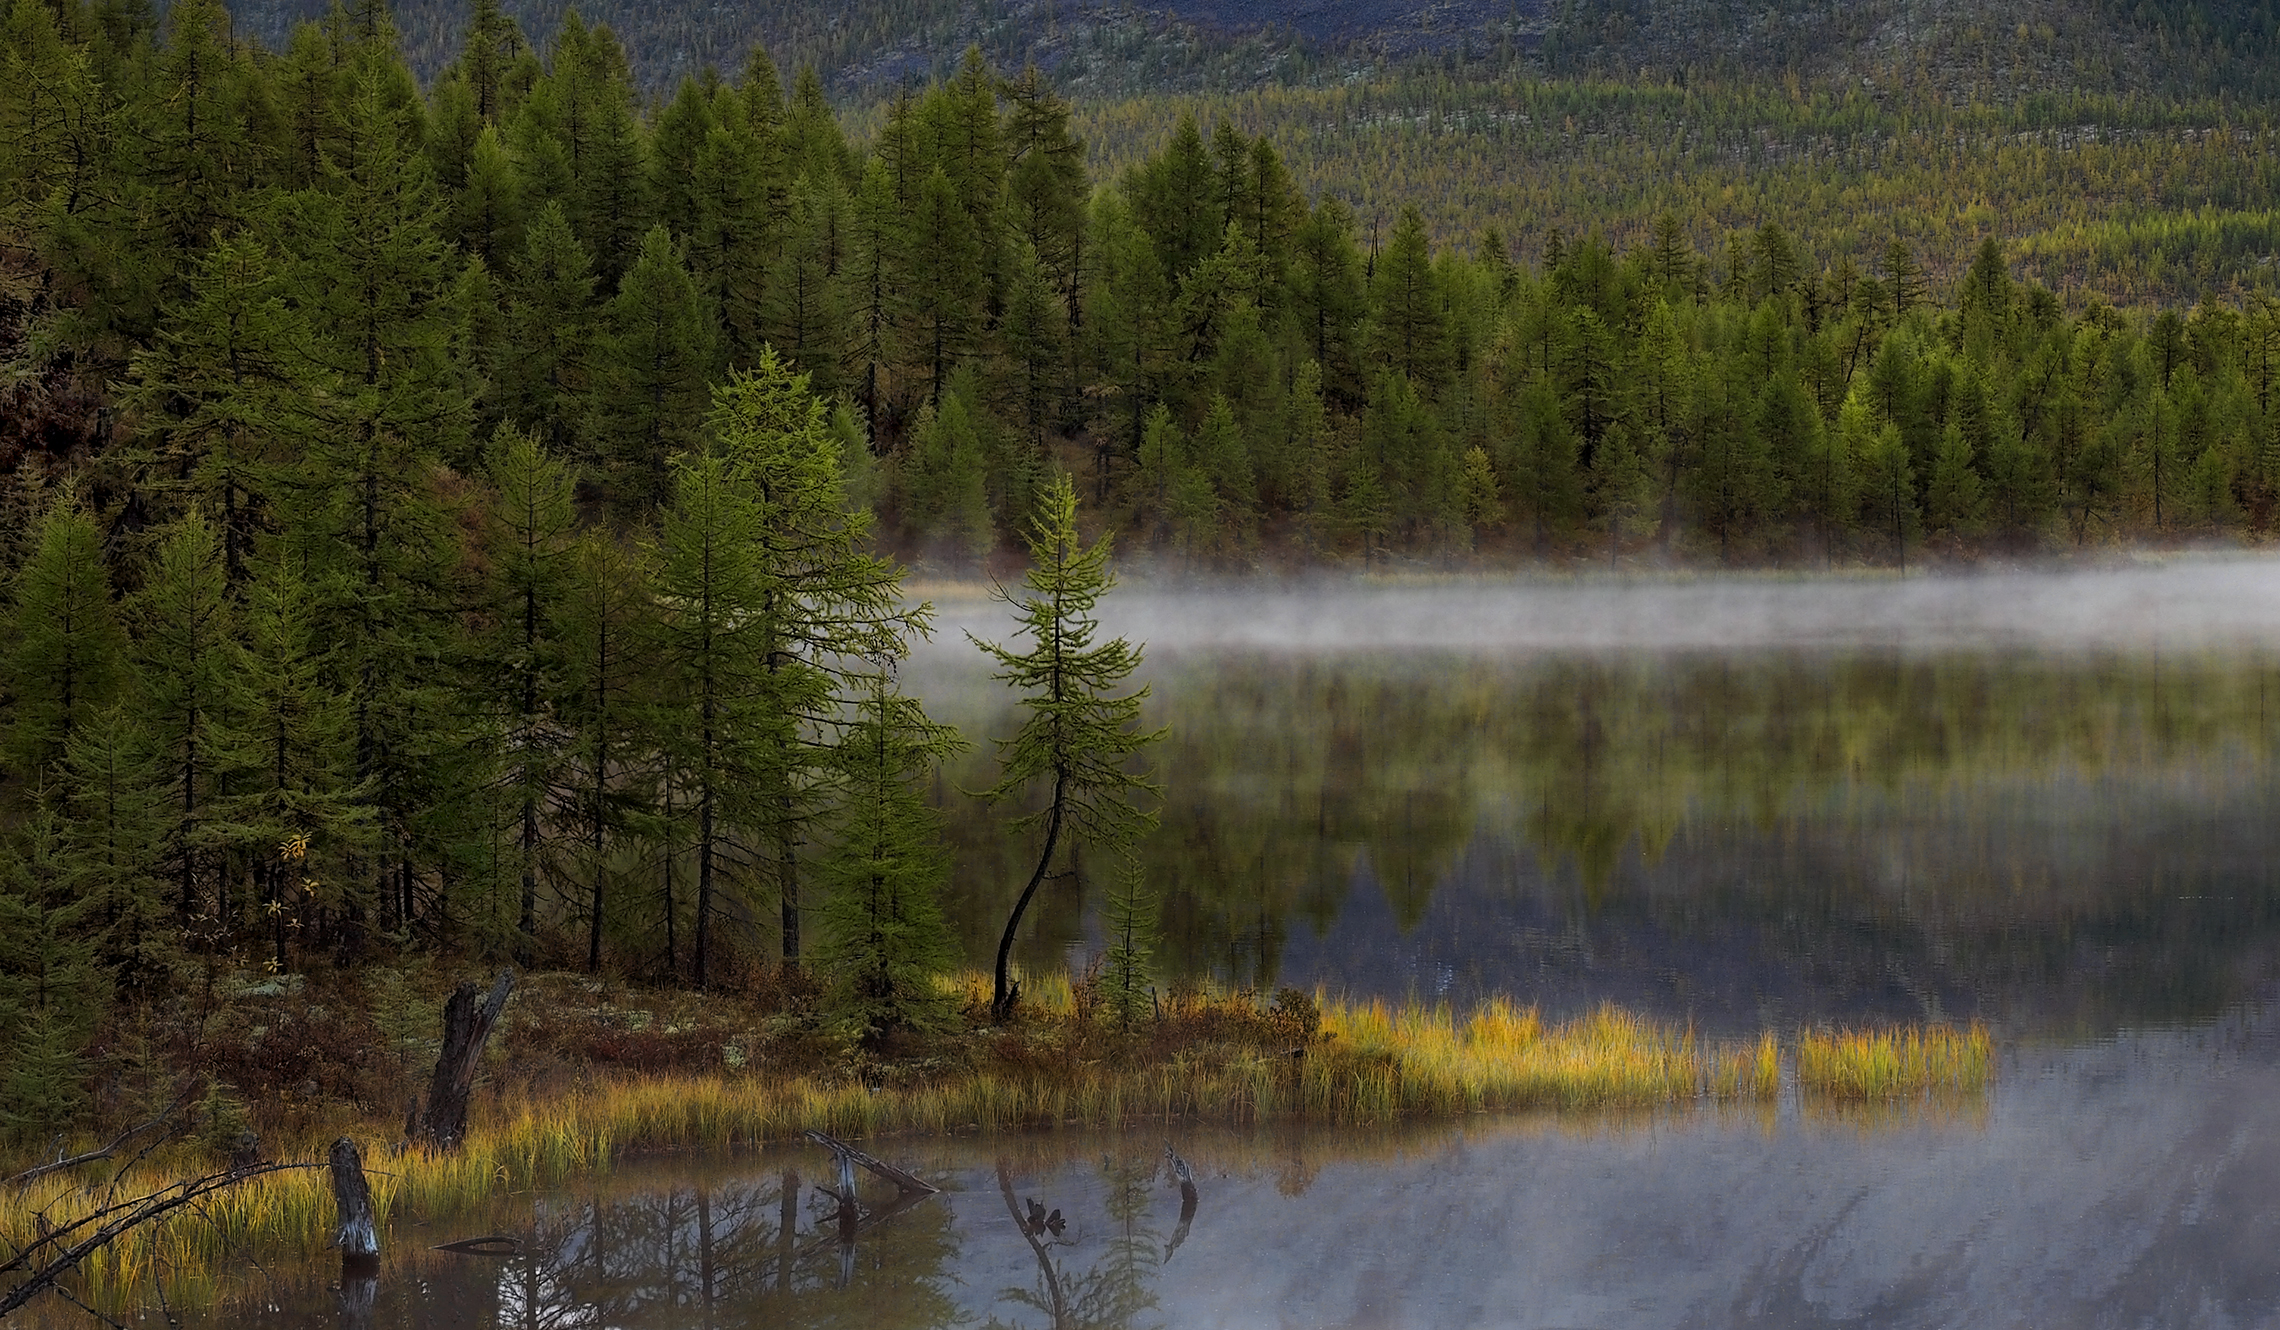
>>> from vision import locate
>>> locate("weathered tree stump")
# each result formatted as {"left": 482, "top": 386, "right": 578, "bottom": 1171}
{"left": 329, "top": 1137, "right": 379, "bottom": 1272}
{"left": 409, "top": 969, "right": 515, "bottom": 1152}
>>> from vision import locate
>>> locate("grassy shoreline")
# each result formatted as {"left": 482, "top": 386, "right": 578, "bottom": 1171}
{"left": 1, "top": 981, "right": 1989, "bottom": 1315}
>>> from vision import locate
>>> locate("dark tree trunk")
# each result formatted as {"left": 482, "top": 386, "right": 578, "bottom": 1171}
{"left": 330, "top": 1136, "right": 379, "bottom": 1268}
{"left": 992, "top": 770, "right": 1066, "bottom": 1022}
{"left": 411, "top": 970, "right": 515, "bottom": 1151}
{"left": 332, "top": 1136, "right": 378, "bottom": 1330}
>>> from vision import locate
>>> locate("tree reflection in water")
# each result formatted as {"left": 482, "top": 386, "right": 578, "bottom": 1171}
{"left": 474, "top": 1169, "right": 961, "bottom": 1330}
{"left": 991, "top": 1151, "right": 1169, "bottom": 1330}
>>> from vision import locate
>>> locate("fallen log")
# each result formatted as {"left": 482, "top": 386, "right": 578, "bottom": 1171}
{"left": 801, "top": 1130, "right": 939, "bottom": 1195}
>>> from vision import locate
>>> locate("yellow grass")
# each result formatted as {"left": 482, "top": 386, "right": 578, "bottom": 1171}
{"left": 1, "top": 989, "right": 1991, "bottom": 1315}
{"left": 1795, "top": 1022, "right": 1993, "bottom": 1099}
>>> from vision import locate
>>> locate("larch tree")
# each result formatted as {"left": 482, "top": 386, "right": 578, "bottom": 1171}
{"left": 558, "top": 532, "right": 653, "bottom": 973}
{"left": 589, "top": 224, "right": 714, "bottom": 512}
{"left": 972, "top": 474, "right": 1163, "bottom": 1022}
{"left": 6, "top": 495, "right": 130, "bottom": 783}
{"left": 56, "top": 704, "right": 171, "bottom": 992}
{"left": 128, "top": 509, "right": 243, "bottom": 921}
{"left": 711, "top": 350, "right": 928, "bottom": 971}
{"left": 500, "top": 201, "right": 598, "bottom": 457}
{"left": 476, "top": 427, "right": 581, "bottom": 964}
{"left": 649, "top": 449, "right": 774, "bottom": 989}
{"left": 815, "top": 673, "right": 963, "bottom": 1043}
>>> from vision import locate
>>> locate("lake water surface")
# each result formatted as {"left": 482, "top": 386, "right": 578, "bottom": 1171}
{"left": 53, "top": 567, "right": 2280, "bottom": 1327}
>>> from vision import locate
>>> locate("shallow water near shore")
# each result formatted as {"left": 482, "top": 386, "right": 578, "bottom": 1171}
{"left": 111, "top": 1009, "right": 2280, "bottom": 1327}
{"left": 29, "top": 570, "right": 2280, "bottom": 1326}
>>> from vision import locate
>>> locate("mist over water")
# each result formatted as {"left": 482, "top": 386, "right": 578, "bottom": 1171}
{"left": 910, "top": 554, "right": 2280, "bottom": 656}
{"left": 902, "top": 559, "right": 2280, "bottom": 1041}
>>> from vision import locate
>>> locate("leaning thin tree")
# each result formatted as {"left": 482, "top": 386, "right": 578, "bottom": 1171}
{"left": 973, "top": 474, "right": 1164, "bottom": 1023}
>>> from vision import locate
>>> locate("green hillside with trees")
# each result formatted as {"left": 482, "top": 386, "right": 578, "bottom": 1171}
{"left": 0, "top": 0, "right": 2277, "bottom": 1150}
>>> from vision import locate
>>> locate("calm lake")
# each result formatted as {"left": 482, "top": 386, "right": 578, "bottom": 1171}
{"left": 62, "top": 566, "right": 2280, "bottom": 1326}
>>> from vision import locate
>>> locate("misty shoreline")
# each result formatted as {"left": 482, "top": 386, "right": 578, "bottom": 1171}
{"left": 905, "top": 551, "right": 2280, "bottom": 654}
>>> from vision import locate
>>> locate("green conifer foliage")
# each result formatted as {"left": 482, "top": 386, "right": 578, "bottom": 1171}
{"left": 1587, "top": 420, "right": 1651, "bottom": 566}
{"left": 1857, "top": 413, "right": 1921, "bottom": 568}
{"left": 129, "top": 510, "right": 243, "bottom": 922}
{"left": 501, "top": 200, "right": 598, "bottom": 456}
{"left": 973, "top": 474, "right": 1164, "bottom": 1021}
{"left": 1129, "top": 114, "right": 1218, "bottom": 286}
{"left": 759, "top": 178, "right": 850, "bottom": 394}
{"left": 230, "top": 544, "right": 370, "bottom": 963}
{"left": 558, "top": 533, "right": 652, "bottom": 973}
{"left": 477, "top": 427, "right": 580, "bottom": 964}
{"left": 58, "top": 704, "right": 171, "bottom": 992}
{"left": 1191, "top": 393, "right": 1257, "bottom": 556}
{"left": 901, "top": 167, "right": 985, "bottom": 405}
{"left": 650, "top": 449, "right": 773, "bottom": 987}
{"left": 456, "top": 0, "right": 526, "bottom": 124}
{"left": 452, "top": 124, "right": 524, "bottom": 272}
{"left": 123, "top": 235, "right": 303, "bottom": 580}
{"left": 1098, "top": 851, "right": 1159, "bottom": 1034}
{"left": 1285, "top": 360, "right": 1334, "bottom": 551}
{"left": 711, "top": 349, "right": 925, "bottom": 967}
{"left": 816, "top": 675, "right": 962, "bottom": 1042}
{"left": 6, "top": 496, "right": 129, "bottom": 781}
{"left": 1367, "top": 206, "right": 1450, "bottom": 392}
{"left": 590, "top": 224, "right": 714, "bottom": 511}
{"left": 1001, "top": 65, "right": 1087, "bottom": 315}
{"left": 1927, "top": 422, "right": 1989, "bottom": 538}
{"left": 997, "top": 240, "right": 1068, "bottom": 456}
{"left": 843, "top": 158, "right": 902, "bottom": 441}
{"left": 0, "top": 810, "right": 102, "bottom": 1146}
{"left": 1085, "top": 193, "right": 1176, "bottom": 476}
{"left": 901, "top": 388, "right": 995, "bottom": 567}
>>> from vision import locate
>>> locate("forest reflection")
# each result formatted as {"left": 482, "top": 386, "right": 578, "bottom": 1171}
{"left": 379, "top": 1148, "right": 1196, "bottom": 1330}
{"left": 921, "top": 646, "right": 2280, "bottom": 1033}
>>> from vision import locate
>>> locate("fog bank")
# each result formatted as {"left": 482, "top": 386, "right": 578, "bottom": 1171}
{"left": 914, "top": 555, "right": 2280, "bottom": 655}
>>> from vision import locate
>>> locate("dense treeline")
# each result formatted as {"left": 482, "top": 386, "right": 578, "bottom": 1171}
{"left": 1, "top": 0, "right": 2278, "bottom": 1141}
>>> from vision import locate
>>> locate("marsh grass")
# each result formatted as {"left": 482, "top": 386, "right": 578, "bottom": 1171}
{"left": 1, "top": 981, "right": 1989, "bottom": 1316}
{"left": 1795, "top": 1023, "right": 1993, "bottom": 1099}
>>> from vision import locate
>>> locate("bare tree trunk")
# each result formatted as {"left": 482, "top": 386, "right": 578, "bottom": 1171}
{"left": 330, "top": 1137, "right": 379, "bottom": 1269}
{"left": 410, "top": 970, "right": 515, "bottom": 1151}
{"left": 332, "top": 1137, "right": 378, "bottom": 1330}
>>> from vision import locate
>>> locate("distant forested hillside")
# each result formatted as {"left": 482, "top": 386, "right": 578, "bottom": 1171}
{"left": 212, "top": 0, "right": 2280, "bottom": 104}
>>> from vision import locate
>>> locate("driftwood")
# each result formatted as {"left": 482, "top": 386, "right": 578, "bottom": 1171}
{"left": 0, "top": 1162, "right": 312, "bottom": 1318}
{"left": 801, "top": 1130, "right": 940, "bottom": 1196}
{"left": 797, "top": 1132, "right": 939, "bottom": 1288}
{"left": 411, "top": 969, "right": 515, "bottom": 1151}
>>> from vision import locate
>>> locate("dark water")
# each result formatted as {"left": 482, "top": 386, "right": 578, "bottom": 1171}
{"left": 43, "top": 573, "right": 2280, "bottom": 1327}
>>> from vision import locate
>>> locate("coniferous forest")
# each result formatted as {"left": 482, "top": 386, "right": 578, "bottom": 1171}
{"left": 1, "top": 0, "right": 2279, "bottom": 1159}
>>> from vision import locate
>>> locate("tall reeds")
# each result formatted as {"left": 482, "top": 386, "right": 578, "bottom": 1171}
{"left": 1795, "top": 1022, "right": 1993, "bottom": 1099}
